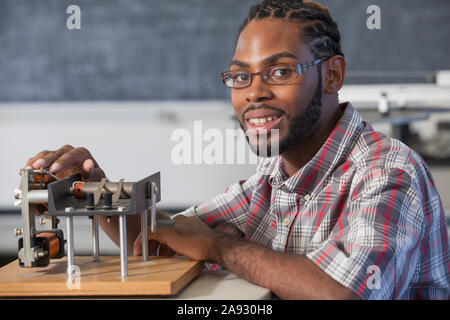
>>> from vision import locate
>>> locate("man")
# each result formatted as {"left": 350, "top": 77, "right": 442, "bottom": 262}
{"left": 25, "top": 0, "right": 449, "bottom": 299}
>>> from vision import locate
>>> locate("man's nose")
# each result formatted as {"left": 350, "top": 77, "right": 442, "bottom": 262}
{"left": 246, "top": 74, "right": 274, "bottom": 103}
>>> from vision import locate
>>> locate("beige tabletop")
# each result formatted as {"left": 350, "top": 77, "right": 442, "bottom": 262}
{"left": 168, "top": 268, "right": 273, "bottom": 300}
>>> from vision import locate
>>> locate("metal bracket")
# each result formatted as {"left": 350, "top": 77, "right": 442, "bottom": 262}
{"left": 93, "top": 178, "right": 107, "bottom": 206}
{"left": 112, "top": 178, "right": 124, "bottom": 204}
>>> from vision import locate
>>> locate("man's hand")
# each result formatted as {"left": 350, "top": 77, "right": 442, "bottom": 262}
{"left": 133, "top": 215, "right": 216, "bottom": 261}
{"left": 133, "top": 238, "right": 176, "bottom": 257}
{"left": 24, "top": 144, "right": 105, "bottom": 182}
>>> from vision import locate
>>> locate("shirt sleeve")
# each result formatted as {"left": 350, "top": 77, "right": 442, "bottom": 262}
{"left": 306, "top": 167, "right": 425, "bottom": 300}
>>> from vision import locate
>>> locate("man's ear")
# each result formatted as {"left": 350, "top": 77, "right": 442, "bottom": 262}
{"left": 324, "top": 55, "right": 346, "bottom": 94}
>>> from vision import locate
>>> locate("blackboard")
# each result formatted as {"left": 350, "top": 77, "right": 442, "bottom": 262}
{"left": 0, "top": 0, "right": 449, "bottom": 101}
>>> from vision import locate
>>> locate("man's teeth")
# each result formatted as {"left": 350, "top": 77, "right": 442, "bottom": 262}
{"left": 248, "top": 116, "right": 277, "bottom": 125}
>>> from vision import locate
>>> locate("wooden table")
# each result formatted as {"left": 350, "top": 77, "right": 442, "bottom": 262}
{"left": 0, "top": 256, "right": 272, "bottom": 299}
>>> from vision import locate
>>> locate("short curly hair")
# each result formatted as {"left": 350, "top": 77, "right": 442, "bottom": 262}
{"left": 238, "top": 0, "right": 344, "bottom": 59}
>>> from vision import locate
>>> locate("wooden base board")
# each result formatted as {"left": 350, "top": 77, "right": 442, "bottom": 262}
{"left": 0, "top": 256, "right": 203, "bottom": 297}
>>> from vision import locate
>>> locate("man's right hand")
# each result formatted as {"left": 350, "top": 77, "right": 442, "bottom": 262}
{"left": 24, "top": 145, "right": 106, "bottom": 182}
{"left": 133, "top": 211, "right": 177, "bottom": 257}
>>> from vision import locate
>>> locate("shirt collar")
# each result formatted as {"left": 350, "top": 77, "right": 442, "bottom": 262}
{"left": 269, "top": 102, "right": 365, "bottom": 195}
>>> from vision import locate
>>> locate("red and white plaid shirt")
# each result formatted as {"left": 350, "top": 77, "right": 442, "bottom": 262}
{"left": 178, "top": 102, "right": 450, "bottom": 299}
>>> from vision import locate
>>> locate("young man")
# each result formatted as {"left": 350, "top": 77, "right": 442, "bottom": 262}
{"left": 25, "top": 1, "right": 449, "bottom": 299}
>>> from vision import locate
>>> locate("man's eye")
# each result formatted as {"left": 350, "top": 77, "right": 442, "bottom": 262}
{"left": 234, "top": 72, "right": 250, "bottom": 82}
{"left": 272, "top": 68, "right": 292, "bottom": 77}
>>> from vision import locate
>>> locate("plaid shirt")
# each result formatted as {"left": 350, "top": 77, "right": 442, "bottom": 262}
{"left": 178, "top": 102, "right": 450, "bottom": 300}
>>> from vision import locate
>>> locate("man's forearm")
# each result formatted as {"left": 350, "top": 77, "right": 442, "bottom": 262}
{"left": 209, "top": 233, "right": 359, "bottom": 300}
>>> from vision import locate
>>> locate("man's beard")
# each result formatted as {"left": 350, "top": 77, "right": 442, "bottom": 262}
{"left": 241, "top": 70, "right": 323, "bottom": 157}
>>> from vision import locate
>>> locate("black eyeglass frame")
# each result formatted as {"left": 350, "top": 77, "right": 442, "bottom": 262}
{"left": 221, "top": 56, "right": 331, "bottom": 89}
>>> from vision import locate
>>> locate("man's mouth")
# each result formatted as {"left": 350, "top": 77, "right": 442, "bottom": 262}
{"left": 246, "top": 115, "right": 282, "bottom": 131}
{"left": 244, "top": 109, "right": 284, "bottom": 133}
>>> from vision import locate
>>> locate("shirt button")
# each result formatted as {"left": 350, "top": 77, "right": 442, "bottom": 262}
{"left": 283, "top": 217, "right": 291, "bottom": 226}
{"left": 303, "top": 193, "right": 311, "bottom": 201}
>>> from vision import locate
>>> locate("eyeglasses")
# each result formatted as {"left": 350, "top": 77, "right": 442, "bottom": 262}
{"left": 221, "top": 57, "right": 330, "bottom": 89}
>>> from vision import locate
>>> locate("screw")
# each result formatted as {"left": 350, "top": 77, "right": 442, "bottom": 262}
{"left": 14, "top": 228, "right": 23, "bottom": 237}
{"left": 14, "top": 188, "right": 22, "bottom": 199}
{"left": 35, "top": 249, "right": 46, "bottom": 259}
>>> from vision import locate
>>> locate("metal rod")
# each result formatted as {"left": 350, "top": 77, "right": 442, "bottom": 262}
{"left": 141, "top": 209, "right": 149, "bottom": 261}
{"left": 119, "top": 214, "right": 128, "bottom": 279}
{"left": 92, "top": 215, "right": 100, "bottom": 261}
{"left": 66, "top": 216, "right": 75, "bottom": 279}
{"left": 150, "top": 183, "right": 157, "bottom": 233}
{"left": 20, "top": 169, "right": 35, "bottom": 267}
{"left": 156, "top": 220, "right": 176, "bottom": 228}
{"left": 41, "top": 169, "right": 59, "bottom": 181}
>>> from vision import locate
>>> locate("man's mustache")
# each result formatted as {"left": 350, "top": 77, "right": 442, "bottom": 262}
{"left": 241, "top": 104, "right": 286, "bottom": 123}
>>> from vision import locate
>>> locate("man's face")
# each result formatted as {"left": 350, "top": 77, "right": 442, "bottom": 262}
{"left": 231, "top": 18, "right": 323, "bottom": 156}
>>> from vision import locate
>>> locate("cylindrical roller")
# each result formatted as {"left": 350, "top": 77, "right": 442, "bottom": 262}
{"left": 72, "top": 182, "right": 134, "bottom": 199}
{"left": 27, "top": 190, "right": 48, "bottom": 204}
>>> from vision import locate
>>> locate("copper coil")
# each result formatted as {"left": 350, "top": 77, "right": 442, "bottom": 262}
{"left": 36, "top": 232, "right": 61, "bottom": 259}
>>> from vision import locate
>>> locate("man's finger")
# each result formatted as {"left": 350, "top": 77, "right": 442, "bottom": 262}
{"left": 133, "top": 233, "right": 142, "bottom": 256}
{"left": 28, "top": 145, "right": 74, "bottom": 170}
{"left": 24, "top": 150, "right": 51, "bottom": 169}
{"left": 133, "top": 230, "right": 168, "bottom": 256}
{"left": 82, "top": 158, "right": 95, "bottom": 173}
{"left": 81, "top": 160, "right": 105, "bottom": 181}
{"left": 48, "top": 147, "right": 95, "bottom": 174}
